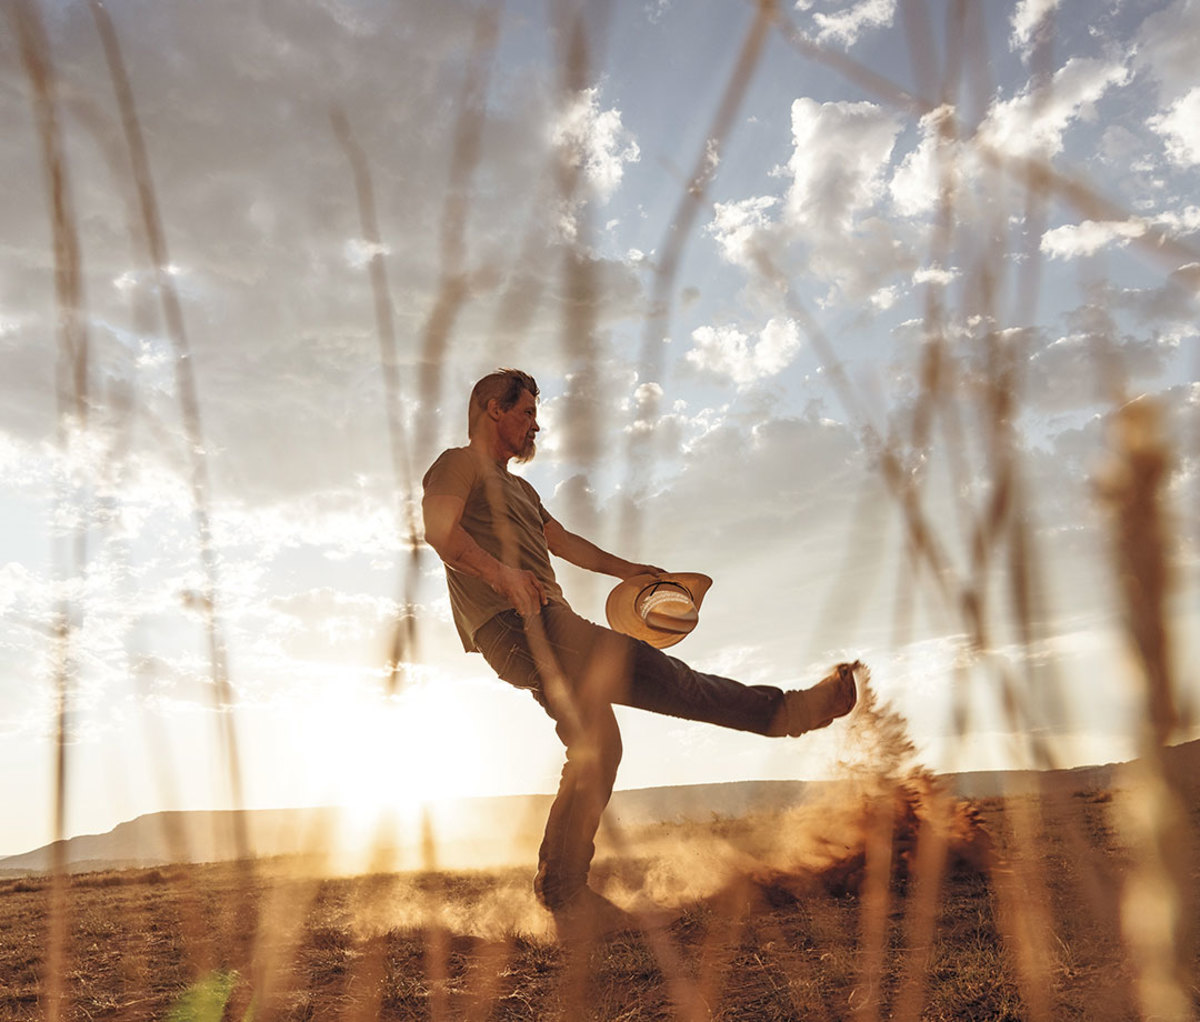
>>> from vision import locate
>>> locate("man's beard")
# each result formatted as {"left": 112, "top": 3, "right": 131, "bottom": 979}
{"left": 514, "top": 436, "right": 536, "bottom": 464}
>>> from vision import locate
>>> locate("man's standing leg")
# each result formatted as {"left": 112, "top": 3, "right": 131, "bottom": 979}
{"left": 475, "top": 608, "right": 631, "bottom": 922}
{"left": 534, "top": 695, "right": 622, "bottom": 909}
{"left": 527, "top": 613, "right": 641, "bottom": 925}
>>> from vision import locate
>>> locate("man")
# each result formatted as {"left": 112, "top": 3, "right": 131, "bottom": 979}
{"left": 422, "top": 368, "right": 859, "bottom": 939}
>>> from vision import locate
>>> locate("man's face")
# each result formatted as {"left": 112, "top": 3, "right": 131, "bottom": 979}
{"left": 498, "top": 389, "right": 539, "bottom": 463}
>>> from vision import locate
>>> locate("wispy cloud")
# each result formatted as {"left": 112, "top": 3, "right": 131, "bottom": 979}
{"left": 978, "top": 57, "right": 1130, "bottom": 160}
{"left": 1010, "top": 0, "right": 1061, "bottom": 56}
{"left": 552, "top": 87, "right": 641, "bottom": 203}
{"left": 705, "top": 97, "right": 909, "bottom": 310}
{"left": 889, "top": 104, "right": 956, "bottom": 218}
{"left": 809, "top": 0, "right": 896, "bottom": 48}
{"left": 912, "top": 265, "right": 959, "bottom": 287}
{"left": 1041, "top": 219, "right": 1147, "bottom": 260}
{"left": 1149, "top": 86, "right": 1200, "bottom": 166}
{"left": 684, "top": 318, "right": 803, "bottom": 389}
{"left": 708, "top": 196, "right": 780, "bottom": 268}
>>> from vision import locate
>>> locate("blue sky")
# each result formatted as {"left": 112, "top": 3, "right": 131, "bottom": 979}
{"left": 1, "top": 0, "right": 1197, "bottom": 859}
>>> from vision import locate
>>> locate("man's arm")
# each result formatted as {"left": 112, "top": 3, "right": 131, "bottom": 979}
{"left": 422, "top": 493, "right": 547, "bottom": 618}
{"left": 543, "top": 516, "right": 664, "bottom": 580}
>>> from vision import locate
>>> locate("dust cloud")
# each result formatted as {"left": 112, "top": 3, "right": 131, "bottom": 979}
{"left": 597, "top": 665, "right": 992, "bottom": 912}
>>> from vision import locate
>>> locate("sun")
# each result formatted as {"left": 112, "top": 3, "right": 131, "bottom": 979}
{"left": 262, "top": 668, "right": 496, "bottom": 867}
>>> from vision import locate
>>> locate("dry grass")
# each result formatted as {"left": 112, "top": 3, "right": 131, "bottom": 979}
{"left": 1, "top": 783, "right": 1195, "bottom": 1021}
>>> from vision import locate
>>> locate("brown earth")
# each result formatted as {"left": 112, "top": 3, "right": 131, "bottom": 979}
{"left": 2, "top": 779, "right": 1196, "bottom": 1022}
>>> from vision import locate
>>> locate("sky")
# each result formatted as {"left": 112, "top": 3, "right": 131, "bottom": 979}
{"left": 1, "top": 0, "right": 1198, "bottom": 859}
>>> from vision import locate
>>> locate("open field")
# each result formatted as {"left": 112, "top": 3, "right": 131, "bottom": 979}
{"left": 2, "top": 773, "right": 1197, "bottom": 1022}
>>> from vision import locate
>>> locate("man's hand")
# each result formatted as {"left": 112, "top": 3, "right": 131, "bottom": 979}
{"left": 493, "top": 563, "right": 548, "bottom": 618}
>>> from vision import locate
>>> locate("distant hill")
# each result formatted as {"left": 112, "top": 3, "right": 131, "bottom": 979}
{"left": 3, "top": 740, "right": 1196, "bottom": 877}
{"left": 944, "top": 735, "right": 1200, "bottom": 798}
{"left": 0, "top": 781, "right": 814, "bottom": 878}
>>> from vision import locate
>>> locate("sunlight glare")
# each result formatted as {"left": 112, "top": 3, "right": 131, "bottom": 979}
{"left": 289, "top": 667, "right": 492, "bottom": 871}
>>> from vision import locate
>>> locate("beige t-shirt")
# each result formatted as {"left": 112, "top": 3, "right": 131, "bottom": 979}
{"left": 423, "top": 446, "right": 566, "bottom": 651}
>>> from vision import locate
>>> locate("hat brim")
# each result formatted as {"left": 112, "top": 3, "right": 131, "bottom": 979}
{"left": 605, "top": 572, "right": 713, "bottom": 649}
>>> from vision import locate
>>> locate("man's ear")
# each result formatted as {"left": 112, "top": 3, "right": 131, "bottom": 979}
{"left": 486, "top": 398, "right": 503, "bottom": 421}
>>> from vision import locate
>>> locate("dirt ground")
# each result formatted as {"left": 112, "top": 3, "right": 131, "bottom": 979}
{"left": 2, "top": 781, "right": 1197, "bottom": 1021}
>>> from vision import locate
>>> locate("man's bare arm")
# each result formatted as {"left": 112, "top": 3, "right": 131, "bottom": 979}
{"left": 543, "top": 517, "right": 664, "bottom": 580}
{"left": 422, "top": 493, "right": 547, "bottom": 618}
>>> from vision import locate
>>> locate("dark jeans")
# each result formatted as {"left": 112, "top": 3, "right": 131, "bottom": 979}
{"left": 473, "top": 602, "right": 784, "bottom": 908}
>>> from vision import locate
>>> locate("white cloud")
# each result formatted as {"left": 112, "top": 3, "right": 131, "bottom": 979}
{"left": 786, "top": 98, "right": 901, "bottom": 231}
{"left": 913, "top": 265, "right": 959, "bottom": 286}
{"left": 213, "top": 497, "right": 405, "bottom": 562}
{"left": 1040, "top": 219, "right": 1147, "bottom": 260}
{"left": 870, "top": 285, "right": 898, "bottom": 310}
{"left": 1011, "top": 0, "right": 1060, "bottom": 55}
{"left": 978, "top": 57, "right": 1130, "bottom": 160}
{"left": 1149, "top": 86, "right": 1200, "bottom": 166}
{"left": 811, "top": 0, "right": 896, "bottom": 48}
{"left": 708, "top": 196, "right": 780, "bottom": 268}
{"left": 890, "top": 104, "right": 956, "bottom": 217}
{"left": 707, "top": 99, "right": 907, "bottom": 309}
{"left": 551, "top": 87, "right": 641, "bottom": 202}
{"left": 633, "top": 381, "right": 663, "bottom": 406}
{"left": 1155, "top": 206, "right": 1200, "bottom": 234}
{"left": 756, "top": 317, "right": 804, "bottom": 375}
{"left": 685, "top": 318, "right": 802, "bottom": 388}
{"left": 781, "top": 99, "right": 911, "bottom": 305}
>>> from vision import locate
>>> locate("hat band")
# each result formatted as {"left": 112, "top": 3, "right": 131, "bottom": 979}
{"left": 638, "top": 586, "right": 693, "bottom": 622}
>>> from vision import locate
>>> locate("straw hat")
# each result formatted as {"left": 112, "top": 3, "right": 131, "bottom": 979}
{"left": 605, "top": 572, "right": 713, "bottom": 649}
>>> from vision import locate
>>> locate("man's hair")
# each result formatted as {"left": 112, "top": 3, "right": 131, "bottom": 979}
{"left": 468, "top": 368, "right": 539, "bottom": 437}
